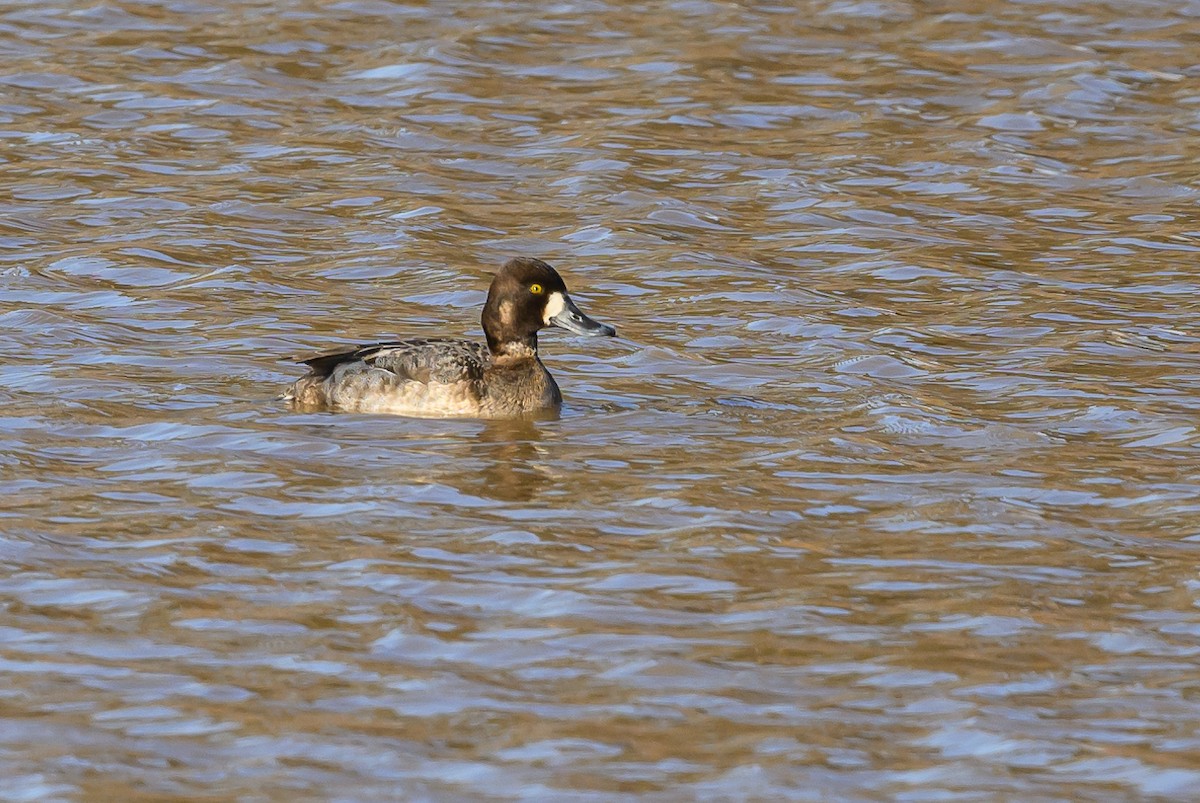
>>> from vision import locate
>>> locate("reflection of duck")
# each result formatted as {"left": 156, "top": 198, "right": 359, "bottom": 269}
{"left": 283, "top": 258, "right": 615, "bottom": 418}
{"left": 471, "top": 419, "right": 550, "bottom": 502}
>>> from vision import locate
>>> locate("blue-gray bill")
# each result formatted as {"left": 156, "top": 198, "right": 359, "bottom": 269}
{"left": 549, "top": 294, "right": 616, "bottom": 337}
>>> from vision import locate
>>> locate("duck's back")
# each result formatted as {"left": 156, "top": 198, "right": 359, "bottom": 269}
{"left": 286, "top": 338, "right": 493, "bottom": 417}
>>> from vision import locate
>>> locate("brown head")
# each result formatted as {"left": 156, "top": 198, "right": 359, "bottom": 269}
{"left": 480, "top": 257, "right": 616, "bottom": 357}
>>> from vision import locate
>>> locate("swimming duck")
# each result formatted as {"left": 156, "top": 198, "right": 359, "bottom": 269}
{"left": 283, "top": 257, "right": 616, "bottom": 418}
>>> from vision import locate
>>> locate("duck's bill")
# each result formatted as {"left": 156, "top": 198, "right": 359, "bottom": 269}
{"left": 548, "top": 293, "right": 616, "bottom": 337}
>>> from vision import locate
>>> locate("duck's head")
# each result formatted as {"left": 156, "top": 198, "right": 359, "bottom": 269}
{"left": 481, "top": 257, "right": 616, "bottom": 356}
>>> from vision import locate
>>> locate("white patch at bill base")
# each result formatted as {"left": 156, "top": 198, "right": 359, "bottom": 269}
{"left": 542, "top": 292, "right": 566, "bottom": 324}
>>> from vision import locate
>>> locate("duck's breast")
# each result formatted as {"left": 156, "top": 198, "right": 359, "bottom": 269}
{"left": 479, "top": 358, "right": 562, "bottom": 417}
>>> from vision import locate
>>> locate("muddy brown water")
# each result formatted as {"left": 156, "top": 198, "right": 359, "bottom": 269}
{"left": 3, "top": 1, "right": 1200, "bottom": 799}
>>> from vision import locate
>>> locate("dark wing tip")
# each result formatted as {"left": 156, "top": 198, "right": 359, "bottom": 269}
{"left": 292, "top": 346, "right": 363, "bottom": 377}
{"left": 292, "top": 341, "right": 414, "bottom": 377}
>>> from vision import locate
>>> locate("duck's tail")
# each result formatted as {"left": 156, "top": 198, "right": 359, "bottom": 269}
{"left": 279, "top": 376, "right": 328, "bottom": 409}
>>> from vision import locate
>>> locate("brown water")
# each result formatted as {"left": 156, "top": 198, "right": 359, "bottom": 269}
{"left": 3, "top": 0, "right": 1200, "bottom": 799}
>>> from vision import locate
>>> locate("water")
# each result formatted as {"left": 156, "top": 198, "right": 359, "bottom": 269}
{"left": 3, "top": 0, "right": 1200, "bottom": 798}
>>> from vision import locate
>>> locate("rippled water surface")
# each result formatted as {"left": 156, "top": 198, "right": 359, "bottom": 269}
{"left": 4, "top": 0, "right": 1200, "bottom": 798}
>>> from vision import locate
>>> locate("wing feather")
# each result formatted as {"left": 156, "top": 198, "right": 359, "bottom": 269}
{"left": 295, "top": 338, "right": 489, "bottom": 385}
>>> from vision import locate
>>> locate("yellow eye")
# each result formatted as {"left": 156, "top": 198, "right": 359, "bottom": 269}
{"left": 529, "top": 283, "right": 544, "bottom": 295}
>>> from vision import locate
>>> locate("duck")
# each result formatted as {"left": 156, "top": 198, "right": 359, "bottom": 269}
{"left": 283, "top": 257, "right": 616, "bottom": 418}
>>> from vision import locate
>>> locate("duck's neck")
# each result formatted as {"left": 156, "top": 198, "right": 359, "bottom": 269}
{"left": 487, "top": 335, "right": 538, "bottom": 363}
{"left": 482, "top": 299, "right": 538, "bottom": 361}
